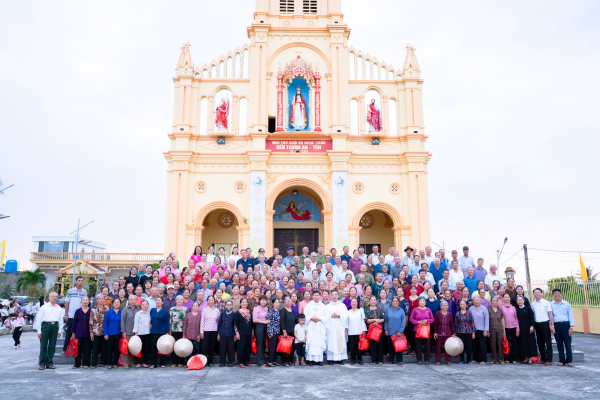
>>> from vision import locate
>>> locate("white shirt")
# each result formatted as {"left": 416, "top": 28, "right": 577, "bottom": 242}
{"left": 484, "top": 273, "right": 504, "bottom": 289}
{"left": 531, "top": 298, "right": 552, "bottom": 323}
{"left": 424, "top": 255, "right": 435, "bottom": 265}
{"left": 294, "top": 323, "right": 307, "bottom": 343}
{"left": 331, "top": 264, "right": 342, "bottom": 275}
{"left": 33, "top": 303, "right": 65, "bottom": 332}
{"left": 449, "top": 269, "right": 464, "bottom": 284}
{"left": 370, "top": 253, "right": 381, "bottom": 262}
{"left": 347, "top": 308, "right": 367, "bottom": 336}
{"left": 227, "top": 255, "right": 241, "bottom": 266}
{"left": 319, "top": 271, "right": 335, "bottom": 281}
{"left": 458, "top": 255, "right": 475, "bottom": 274}
{"left": 358, "top": 254, "right": 367, "bottom": 263}
{"left": 335, "top": 269, "right": 355, "bottom": 284}
{"left": 206, "top": 254, "right": 216, "bottom": 264}
{"left": 384, "top": 254, "right": 396, "bottom": 265}
{"left": 256, "top": 264, "right": 269, "bottom": 275}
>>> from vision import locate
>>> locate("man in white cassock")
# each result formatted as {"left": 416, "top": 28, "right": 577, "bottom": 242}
{"left": 303, "top": 291, "right": 329, "bottom": 366}
{"left": 326, "top": 291, "right": 349, "bottom": 364}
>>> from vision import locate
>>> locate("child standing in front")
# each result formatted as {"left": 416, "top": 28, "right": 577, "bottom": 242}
{"left": 294, "top": 314, "right": 307, "bottom": 366}
{"left": 11, "top": 310, "right": 25, "bottom": 349}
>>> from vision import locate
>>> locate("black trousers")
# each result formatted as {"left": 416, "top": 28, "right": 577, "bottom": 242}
{"left": 237, "top": 335, "right": 252, "bottom": 364}
{"left": 347, "top": 335, "right": 362, "bottom": 361}
{"left": 280, "top": 332, "right": 295, "bottom": 364}
{"left": 150, "top": 333, "right": 167, "bottom": 366}
{"left": 388, "top": 335, "right": 403, "bottom": 363}
{"left": 535, "top": 321, "right": 553, "bottom": 362}
{"left": 554, "top": 322, "right": 573, "bottom": 364}
{"left": 201, "top": 331, "right": 218, "bottom": 365}
{"left": 12, "top": 327, "right": 23, "bottom": 346}
{"left": 457, "top": 332, "right": 473, "bottom": 363}
{"left": 296, "top": 342, "right": 306, "bottom": 358}
{"left": 414, "top": 337, "right": 431, "bottom": 362}
{"left": 106, "top": 334, "right": 121, "bottom": 366}
{"left": 139, "top": 334, "right": 151, "bottom": 365}
{"left": 219, "top": 335, "right": 235, "bottom": 364}
{"left": 171, "top": 332, "right": 184, "bottom": 365}
{"left": 75, "top": 336, "right": 91, "bottom": 367}
{"left": 255, "top": 324, "right": 267, "bottom": 366}
{"left": 504, "top": 328, "right": 518, "bottom": 363}
{"left": 405, "top": 321, "right": 416, "bottom": 352}
{"left": 91, "top": 335, "right": 106, "bottom": 366}
{"left": 267, "top": 334, "right": 279, "bottom": 363}
{"left": 369, "top": 338, "right": 384, "bottom": 363}
{"left": 62, "top": 318, "right": 73, "bottom": 351}
{"left": 473, "top": 330, "right": 488, "bottom": 363}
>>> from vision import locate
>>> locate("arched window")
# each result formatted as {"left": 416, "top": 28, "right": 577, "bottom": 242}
{"left": 303, "top": 0, "right": 317, "bottom": 14}
{"left": 227, "top": 58, "right": 233, "bottom": 78}
{"left": 381, "top": 66, "right": 386, "bottom": 80}
{"left": 235, "top": 53, "right": 241, "bottom": 78}
{"left": 202, "top": 69, "right": 208, "bottom": 79}
{"left": 199, "top": 98, "right": 208, "bottom": 135}
{"left": 350, "top": 99, "right": 359, "bottom": 135}
{"left": 372, "top": 64, "right": 378, "bottom": 80}
{"left": 388, "top": 99, "right": 398, "bottom": 136}
{"left": 214, "top": 89, "right": 232, "bottom": 132}
{"left": 365, "top": 89, "right": 382, "bottom": 133}
{"left": 357, "top": 56, "right": 363, "bottom": 79}
{"left": 388, "top": 70, "right": 394, "bottom": 80}
{"left": 239, "top": 98, "right": 248, "bottom": 135}
{"left": 219, "top": 61, "right": 224, "bottom": 78}
{"left": 349, "top": 53, "right": 355, "bottom": 80}
{"left": 243, "top": 50, "right": 249, "bottom": 78}
{"left": 365, "top": 60, "right": 371, "bottom": 80}
{"left": 280, "top": 0, "right": 294, "bottom": 14}
{"left": 211, "top": 65, "right": 216, "bottom": 78}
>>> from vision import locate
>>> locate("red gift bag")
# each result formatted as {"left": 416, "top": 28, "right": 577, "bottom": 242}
{"left": 416, "top": 323, "right": 430, "bottom": 339}
{"left": 119, "top": 337, "right": 129, "bottom": 355}
{"left": 358, "top": 333, "right": 370, "bottom": 351}
{"left": 393, "top": 333, "right": 408, "bottom": 352}
{"left": 250, "top": 337, "right": 257, "bottom": 354}
{"left": 276, "top": 335, "right": 294, "bottom": 354}
{"left": 502, "top": 337, "right": 509, "bottom": 355}
{"left": 132, "top": 350, "right": 142, "bottom": 358}
{"left": 65, "top": 338, "right": 78, "bottom": 357}
{"left": 117, "top": 354, "right": 123, "bottom": 367}
{"left": 366, "top": 323, "right": 382, "bottom": 342}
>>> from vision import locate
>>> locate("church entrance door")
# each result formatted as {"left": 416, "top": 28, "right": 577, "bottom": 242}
{"left": 274, "top": 229, "right": 319, "bottom": 256}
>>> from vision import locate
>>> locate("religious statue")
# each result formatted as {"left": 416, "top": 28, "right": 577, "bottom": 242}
{"left": 366, "top": 98, "right": 382, "bottom": 132}
{"left": 215, "top": 95, "right": 230, "bottom": 130}
{"left": 290, "top": 87, "right": 307, "bottom": 130}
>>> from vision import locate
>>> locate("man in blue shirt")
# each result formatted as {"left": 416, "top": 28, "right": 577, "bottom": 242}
{"left": 551, "top": 288, "right": 575, "bottom": 366}
{"left": 429, "top": 258, "right": 446, "bottom": 292}
{"left": 463, "top": 267, "right": 479, "bottom": 295}
{"left": 282, "top": 246, "right": 295, "bottom": 266}
{"left": 236, "top": 249, "right": 254, "bottom": 273}
{"left": 340, "top": 246, "right": 352, "bottom": 265}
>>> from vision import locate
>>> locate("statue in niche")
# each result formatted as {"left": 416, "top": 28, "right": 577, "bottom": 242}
{"left": 215, "top": 95, "right": 230, "bottom": 130}
{"left": 366, "top": 98, "right": 382, "bottom": 132}
{"left": 290, "top": 87, "right": 307, "bottom": 130}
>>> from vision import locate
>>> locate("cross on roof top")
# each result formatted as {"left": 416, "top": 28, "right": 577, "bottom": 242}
{"left": 405, "top": 44, "right": 416, "bottom": 54}
{"left": 181, "top": 41, "right": 191, "bottom": 53}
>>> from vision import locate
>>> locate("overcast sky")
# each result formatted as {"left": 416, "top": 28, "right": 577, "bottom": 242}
{"left": 1, "top": 0, "right": 599, "bottom": 280}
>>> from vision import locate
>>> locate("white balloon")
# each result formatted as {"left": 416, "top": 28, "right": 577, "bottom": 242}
{"left": 444, "top": 336, "right": 464, "bottom": 357}
{"left": 157, "top": 334, "right": 176, "bottom": 354}
{"left": 128, "top": 335, "right": 142, "bottom": 355}
{"left": 174, "top": 338, "right": 194, "bottom": 358}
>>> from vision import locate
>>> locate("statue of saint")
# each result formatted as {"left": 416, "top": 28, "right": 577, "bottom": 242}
{"left": 290, "top": 87, "right": 307, "bottom": 130}
{"left": 367, "top": 99, "right": 382, "bottom": 132}
{"left": 215, "top": 96, "right": 230, "bottom": 130}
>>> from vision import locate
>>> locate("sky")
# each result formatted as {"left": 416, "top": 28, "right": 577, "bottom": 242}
{"left": 1, "top": 0, "right": 599, "bottom": 281}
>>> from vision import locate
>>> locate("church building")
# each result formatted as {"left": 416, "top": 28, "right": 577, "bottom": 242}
{"left": 163, "top": 0, "right": 431, "bottom": 258}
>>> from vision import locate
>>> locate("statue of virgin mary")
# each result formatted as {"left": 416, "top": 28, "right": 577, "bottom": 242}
{"left": 290, "top": 87, "right": 307, "bottom": 130}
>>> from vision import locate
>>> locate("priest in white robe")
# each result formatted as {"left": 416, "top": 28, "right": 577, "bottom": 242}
{"left": 303, "top": 291, "right": 329, "bottom": 366}
{"left": 326, "top": 291, "right": 349, "bottom": 364}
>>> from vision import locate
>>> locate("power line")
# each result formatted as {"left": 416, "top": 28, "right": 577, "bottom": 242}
{"left": 500, "top": 248, "right": 523, "bottom": 267}
{"left": 528, "top": 248, "right": 600, "bottom": 254}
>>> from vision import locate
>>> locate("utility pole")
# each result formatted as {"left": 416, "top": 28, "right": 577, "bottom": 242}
{"left": 523, "top": 244, "right": 532, "bottom": 300}
{"left": 70, "top": 220, "right": 94, "bottom": 288}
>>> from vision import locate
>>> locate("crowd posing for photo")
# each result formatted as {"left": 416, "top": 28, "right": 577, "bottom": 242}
{"left": 33, "top": 244, "right": 576, "bottom": 370}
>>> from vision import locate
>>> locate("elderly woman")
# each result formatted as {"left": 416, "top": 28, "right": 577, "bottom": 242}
{"left": 377, "top": 289, "right": 391, "bottom": 314}
{"left": 182, "top": 301, "right": 202, "bottom": 360}
{"left": 169, "top": 295, "right": 188, "bottom": 367}
{"left": 103, "top": 298, "right": 122, "bottom": 369}
{"left": 409, "top": 297, "right": 435, "bottom": 365}
{"left": 149, "top": 297, "right": 169, "bottom": 368}
{"left": 454, "top": 299, "right": 476, "bottom": 364}
{"left": 469, "top": 295, "right": 489, "bottom": 364}
{"left": 500, "top": 292, "right": 519, "bottom": 364}
{"left": 280, "top": 297, "right": 298, "bottom": 366}
{"left": 217, "top": 300, "right": 236, "bottom": 367}
{"left": 133, "top": 299, "right": 151, "bottom": 368}
{"left": 385, "top": 296, "right": 407, "bottom": 365}
{"left": 90, "top": 294, "right": 109, "bottom": 368}
{"left": 299, "top": 290, "right": 311, "bottom": 315}
{"left": 200, "top": 295, "right": 220, "bottom": 367}
{"left": 234, "top": 298, "right": 253, "bottom": 368}
{"left": 360, "top": 285, "right": 373, "bottom": 310}
{"left": 488, "top": 296, "right": 505, "bottom": 364}
{"left": 348, "top": 298, "right": 366, "bottom": 365}
{"left": 515, "top": 295, "right": 537, "bottom": 363}
{"left": 433, "top": 300, "right": 454, "bottom": 365}
{"left": 365, "top": 296, "right": 386, "bottom": 364}
{"left": 120, "top": 295, "right": 140, "bottom": 368}
{"left": 510, "top": 285, "right": 531, "bottom": 308}
{"left": 253, "top": 295, "right": 270, "bottom": 367}
{"left": 71, "top": 296, "right": 91, "bottom": 369}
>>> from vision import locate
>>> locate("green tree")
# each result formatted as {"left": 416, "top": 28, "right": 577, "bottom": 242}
{"left": 577, "top": 266, "right": 599, "bottom": 281}
{"left": 0, "top": 275, "right": 14, "bottom": 298}
{"left": 16, "top": 268, "right": 47, "bottom": 295}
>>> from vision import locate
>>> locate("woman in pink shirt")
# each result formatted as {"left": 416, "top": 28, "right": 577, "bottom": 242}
{"left": 500, "top": 292, "right": 520, "bottom": 364}
{"left": 409, "top": 297, "right": 435, "bottom": 364}
{"left": 190, "top": 246, "right": 203, "bottom": 265}
{"left": 200, "top": 295, "right": 220, "bottom": 367}
{"left": 252, "top": 296, "right": 270, "bottom": 367}
{"left": 210, "top": 257, "right": 223, "bottom": 279}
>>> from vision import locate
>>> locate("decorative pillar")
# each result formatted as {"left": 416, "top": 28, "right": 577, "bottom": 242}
{"left": 265, "top": 210, "right": 275, "bottom": 255}
{"left": 348, "top": 226, "right": 362, "bottom": 252}
{"left": 323, "top": 209, "right": 333, "bottom": 255}
{"left": 232, "top": 96, "right": 239, "bottom": 134}
{"left": 332, "top": 171, "right": 349, "bottom": 249}
{"left": 207, "top": 96, "right": 214, "bottom": 134}
{"left": 250, "top": 170, "right": 266, "bottom": 250}
{"left": 359, "top": 95, "right": 366, "bottom": 135}
{"left": 392, "top": 227, "right": 403, "bottom": 254}
{"left": 314, "top": 71, "right": 322, "bottom": 132}
{"left": 236, "top": 226, "right": 250, "bottom": 249}
{"left": 276, "top": 70, "right": 284, "bottom": 132}
{"left": 383, "top": 95, "right": 390, "bottom": 135}
{"left": 194, "top": 226, "right": 205, "bottom": 248}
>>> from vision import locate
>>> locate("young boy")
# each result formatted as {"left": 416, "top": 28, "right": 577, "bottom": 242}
{"left": 294, "top": 314, "right": 307, "bottom": 366}
{"left": 11, "top": 310, "right": 25, "bottom": 349}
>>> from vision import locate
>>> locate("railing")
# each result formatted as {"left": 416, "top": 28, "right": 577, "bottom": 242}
{"left": 30, "top": 252, "right": 163, "bottom": 263}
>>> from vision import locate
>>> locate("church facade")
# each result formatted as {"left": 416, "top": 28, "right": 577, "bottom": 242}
{"left": 164, "top": 0, "right": 431, "bottom": 258}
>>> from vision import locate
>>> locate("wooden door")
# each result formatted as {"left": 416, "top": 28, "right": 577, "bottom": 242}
{"left": 274, "top": 229, "right": 319, "bottom": 256}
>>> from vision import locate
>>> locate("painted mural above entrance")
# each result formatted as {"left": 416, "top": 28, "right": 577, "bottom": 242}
{"left": 274, "top": 193, "right": 321, "bottom": 222}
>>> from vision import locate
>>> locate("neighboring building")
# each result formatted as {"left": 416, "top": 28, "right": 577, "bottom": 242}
{"left": 163, "top": 0, "right": 431, "bottom": 258}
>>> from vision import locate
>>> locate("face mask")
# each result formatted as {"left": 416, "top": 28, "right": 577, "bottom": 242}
{"left": 225, "top": 307, "right": 232, "bottom": 313}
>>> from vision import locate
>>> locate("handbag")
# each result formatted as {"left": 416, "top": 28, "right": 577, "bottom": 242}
{"left": 276, "top": 335, "right": 294, "bottom": 354}
{"left": 251, "top": 337, "right": 257, "bottom": 354}
{"left": 502, "top": 336, "right": 509, "bottom": 355}
{"left": 358, "top": 333, "right": 370, "bottom": 351}
{"left": 119, "top": 337, "right": 129, "bottom": 355}
{"left": 366, "top": 323, "right": 383, "bottom": 342}
{"left": 65, "top": 338, "right": 78, "bottom": 357}
{"left": 393, "top": 333, "right": 408, "bottom": 352}
{"left": 416, "top": 323, "right": 430, "bottom": 339}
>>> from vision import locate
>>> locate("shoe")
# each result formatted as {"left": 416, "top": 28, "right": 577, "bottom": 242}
{"left": 239, "top": 364, "right": 245, "bottom": 368}
{"left": 18, "top": 344, "right": 21, "bottom": 348}
{"left": 39, "top": 366, "right": 45, "bottom": 370}
{"left": 358, "top": 360, "right": 363, "bottom": 365}
{"left": 446, "top": 362, "right": 451, "bottom": 365}
{"left": 417, "top": 361, "right": 422, "bottom": 365}
{"left": 500, "top": 361, "right": 505, "bottom": 365}
{"left": 435, "top": 362, "right": 440, "bottom": 365}
{"left": 227, "top": 364, "right": 233, "bottom": 367}
{"left": 339, "top": 360, "right": 344, "bottom": 365}
{"left": 301, "top": 361, "right": 306, "bottom": 366}
{"left": 245, "top": 363, "right": 251, "bottom": 367}
{"left": 318, "top": 362, "right": 323, "bottom": 366}
{"left": 397, "top": 361, "right": 404, "bottom": 365}
{"left": 14, "top": 346, "right": 17, "bottom": 349}
{"left": 350, "top": 360, "right": 355, "bottom": 365}
{"left": 46, "top": 365, "right": 55, "bottom": 369}
{"left": 459, "top": 361, "right": 464, "bottom": 365}
{"left": 424, "top": 361, "right": 429, "bottom": 365}
{"left": 295, "top": 361, "right": 300, "bottom": 366}
{"left": 545, "top": 362, "right": 552, "bottom": 366}
{"left": 328, "top": 361, "right": 334, "bottom": 365}
{"left": 219, "top": 364, "right": 225, "bottom": 367}
{"left": 567, "top": 363, "right": 574, "bottom": 367}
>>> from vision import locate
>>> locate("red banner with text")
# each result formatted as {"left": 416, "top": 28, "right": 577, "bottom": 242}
{"left": 266, "top": 139, "right": 332, "bottom": 154}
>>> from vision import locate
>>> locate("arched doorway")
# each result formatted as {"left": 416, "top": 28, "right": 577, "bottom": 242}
{"left": 266, "top": 178, "right": 332, "bottom": 256}
{"left": 352, "top": 202, "right": 403, "bottom": 255}
{"left": 194, "top": 201, "right": 246, "bottom": 258}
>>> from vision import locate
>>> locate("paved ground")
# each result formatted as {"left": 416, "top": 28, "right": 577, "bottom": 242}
{"left": 1, "top": 332, "right": 599, "bottom": 399}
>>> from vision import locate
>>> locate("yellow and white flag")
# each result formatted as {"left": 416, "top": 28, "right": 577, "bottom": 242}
{"left": 580, "top": 254, "right": 588, "bottom": 281}
{"left": 0, "top": 240, "right": 5, "bottom": 266}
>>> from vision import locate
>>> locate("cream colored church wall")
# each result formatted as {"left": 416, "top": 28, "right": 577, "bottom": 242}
{"left": 201, "top": 210, "right": 240, "bottom": 248}
{"left": 356, "top": 210, "right": 394, "bottom": 251}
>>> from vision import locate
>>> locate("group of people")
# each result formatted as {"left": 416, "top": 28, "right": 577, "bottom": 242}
{"left": 33, "top": 244, "right": 576, "bottom": 369}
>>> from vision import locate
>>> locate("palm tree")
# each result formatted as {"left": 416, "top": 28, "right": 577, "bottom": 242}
{"left": 577, "top": 266, "right": 599, "bottom": 281}
{"left": 16, "top": 268, "right": 47, "bottom": 294}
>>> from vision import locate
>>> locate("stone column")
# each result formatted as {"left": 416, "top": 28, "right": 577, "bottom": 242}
{"left": 314, "top": 73, "right": 322, "bottom": 132}
{"left": 276, "top": 72, "right": 284, "bottom": 132}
